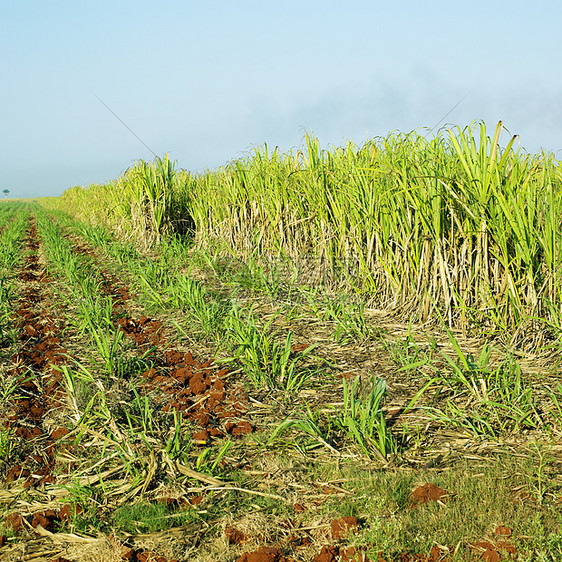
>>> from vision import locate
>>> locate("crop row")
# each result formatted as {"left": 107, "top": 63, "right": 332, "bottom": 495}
{"left": 43, "top": 122, "right": 562, "bottom": 346}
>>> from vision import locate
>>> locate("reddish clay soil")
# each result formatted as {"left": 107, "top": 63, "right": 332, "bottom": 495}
{"left": 2, "top": 220, "right": 71, "bottom": 492}
{"left": 1, "top": 221, "right": 178, "bottom": 562}
{"left": 1, "top": 220, "right": 93, "bottom": 555}
{"left": 312, "top": 545, "right": 372, "bottom": 562}
{"left": 226, "top": 525, "right": 250, "bottom": 545}
{"left": 467, "top": 526, "right": 518, "bottom": 560}
{"left": 494, "top": 526, "right": 512, "bottom": 537}
{"left": 331, "top": 516, "right": 359, "bottom": 540}
{"left": 5, "top": 507, "right": 84, "bottom": 535}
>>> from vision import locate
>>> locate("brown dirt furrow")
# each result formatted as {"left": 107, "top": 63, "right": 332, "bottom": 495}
{"left": 67, "top": 237, "right": 254, "bottom": 444}
{"left": 2, "top": 219, "right": 74, "bottom": 536}
{"left": 3, "top": 220, "right": 71, "bottom": 487}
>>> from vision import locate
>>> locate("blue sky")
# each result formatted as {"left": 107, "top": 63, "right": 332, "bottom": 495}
{"left": 1, "top": 0, "right": 561, "bottom": 198}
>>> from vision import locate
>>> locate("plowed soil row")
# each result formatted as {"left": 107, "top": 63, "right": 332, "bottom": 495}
{"left": 67, "top": 236, "right": 254, "bottom": 444}
{"left": 4, "top": 220, "right": 69, "bottom": 485}
{"left": 2, "top": 219, "right": 74, "bottom": 538}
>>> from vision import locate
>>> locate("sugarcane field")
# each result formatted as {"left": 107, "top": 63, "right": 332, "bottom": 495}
{"left": 1, "top": 122, "right": 562, "bottom": 561}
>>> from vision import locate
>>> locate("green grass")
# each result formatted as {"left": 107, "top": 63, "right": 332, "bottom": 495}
{"left": 305, "top": 453, "right": 562, "bottom": 560}
{"left": 111, "top": 501, "right": 198, "bottom": 534}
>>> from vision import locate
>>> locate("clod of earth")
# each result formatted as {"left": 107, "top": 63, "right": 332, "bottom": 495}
{"left": 469, "top": 539, "right": 518, "bottom": 560}
{"left": 495, "top": 541, "right": 518, "bottom": 557}
{"left": 192, "top": 429, "right": 210, "bottom": 444}
{"left": 58, "top": 504, "right": 83, "bottom": 523}
{"left": 289, "top": 536, "right": 312, "bottom": 548}
{"left": 314, "top": 545, "right": 371, "bottom": 562}
{"left": 50, "top": 426, "right": 70, "bottom": 440}
{"left": 189, "top": 495, "right": 204, "bottom": 505}
{"left": 231, "top": 420, "right": 253, "bottom": 436}
{"left": 494, "top": 525, "right": 512, "bottom": 537}
{"left": 225, "top": 525, "right": 249, "bottom": 545}
{"left": 6, "top": 512, "right": 25, "bottom": 532}
{"left": 31, "top": 509, "right": 59, "bottom": 532}
{"left": 314, "top": 546, "right": 340, "bottom": 562}
{"left": 480, "top": 549, "right": 500, "bottom": 562}
{"left": 331, "top": 516, "right": 359, "bottom": 540}
{"left": 5, "top": 505, "right": 84, "bottom": 537}
{"left": 410, "top": 483, "right": 449, "bottom": 506}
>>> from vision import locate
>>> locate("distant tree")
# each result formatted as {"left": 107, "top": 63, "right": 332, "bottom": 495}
{"left": 2, "top": 189, "right": 9, "bottom": 197}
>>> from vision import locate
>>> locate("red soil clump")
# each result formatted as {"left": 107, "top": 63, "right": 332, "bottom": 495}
{"left": 494, "top": 526, "right": 512, "bottom": 537}
{"left": 225, "top": 526, "right": 249, "bottom": 545}
{"left": 410, "top": 483, "right": 449, "bottom": 506}
{"left": 6, "top": 512, "right": 25, "bottom": 533}
{"left": 314, "top": 546, "right": 341, "bottom": 562}
{"left": 331, "top": 516, "right": 359, "bottom": 540}
{"left": 469, "top": 539, "right": 518, "bottom": 560}
{"left": 144, "top": 348, "right": 253, "bottom": 442}
{"left": 5, "top": 505, "right": 84, "bottom": 537}
{"left": 31, "top": 509, "right": 59, "bottom": 531}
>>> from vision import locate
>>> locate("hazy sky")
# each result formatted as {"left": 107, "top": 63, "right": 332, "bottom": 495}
{"left": 2, "top": 1, "right": 561, "bottom": 198}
